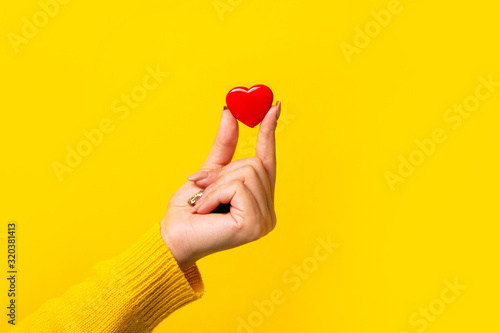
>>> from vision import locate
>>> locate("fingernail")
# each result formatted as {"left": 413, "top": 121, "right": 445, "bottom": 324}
{"left": 187, "top": 171, "right": 210, "bottom": 182}
{"left": 276, "top": 101, "right": 281, "bottom": 121}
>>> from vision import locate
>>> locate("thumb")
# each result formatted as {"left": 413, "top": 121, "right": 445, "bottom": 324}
{"left": 200, "top": 107, "right": 239, "bottom": 170}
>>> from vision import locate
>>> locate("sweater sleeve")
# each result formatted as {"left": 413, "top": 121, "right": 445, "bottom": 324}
{"left": 11, "top": 223, "right": 204, "bottom": 333}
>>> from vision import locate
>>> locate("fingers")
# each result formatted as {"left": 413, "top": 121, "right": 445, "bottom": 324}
{"left": 188, "top": 181, "right": 265, "bottom": 254}
{"left": 192, "top": 157, "right": 272, "bottom": 202}
{"left": 200, "top": 165, "right": 273, "bottom": 231}
{"left": 194, "top": 179, "right": 271, "bottom": 245}
{"left": 200, "top": 107, "right": 239, "bottom": 170}
{"left": 256, "top": 101, "right": 280, "bottom": 197}
{"left": 195, "top": 180, "right": 260, "bottom": 223}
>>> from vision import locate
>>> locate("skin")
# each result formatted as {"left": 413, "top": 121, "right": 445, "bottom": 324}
{"left": 161, "top": 102, "right": 281, "bottom": 271}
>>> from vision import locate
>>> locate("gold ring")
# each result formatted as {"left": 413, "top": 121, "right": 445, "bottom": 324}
{"left": 187, "top": 191, "right": 204, "bottom": 206}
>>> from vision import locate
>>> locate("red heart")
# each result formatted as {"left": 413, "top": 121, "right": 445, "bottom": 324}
{"left": 226, "top": 85, "right": 274, "bottom": 128}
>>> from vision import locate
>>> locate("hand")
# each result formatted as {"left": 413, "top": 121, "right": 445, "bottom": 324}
{"left": 161, "top": 102, "right": 280, "bottom": 270}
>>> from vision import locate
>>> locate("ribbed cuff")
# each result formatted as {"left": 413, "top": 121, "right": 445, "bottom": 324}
{"left": 109, "top": 222, "right": 205, "bottom": 330}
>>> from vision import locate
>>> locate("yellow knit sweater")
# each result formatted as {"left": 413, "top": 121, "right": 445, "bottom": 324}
{"left": 11, "top": 223, "right": 204, "bottom": 332}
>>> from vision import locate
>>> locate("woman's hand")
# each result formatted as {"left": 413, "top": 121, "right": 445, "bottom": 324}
{"left": 161, "top": 103, "right": 280, "bottom": 270}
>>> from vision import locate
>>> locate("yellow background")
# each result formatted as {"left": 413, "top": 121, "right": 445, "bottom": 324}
{"left": 2, "top": 0, "right": 499, "bottom": 332}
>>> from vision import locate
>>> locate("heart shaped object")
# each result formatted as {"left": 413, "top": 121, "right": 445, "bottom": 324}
{"left": 226, "top": 85, "right": 274, "bottom": 128}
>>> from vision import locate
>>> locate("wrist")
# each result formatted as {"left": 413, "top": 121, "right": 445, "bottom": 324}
{"left": 160, "top": 218, "right": 197, "bottom": 271}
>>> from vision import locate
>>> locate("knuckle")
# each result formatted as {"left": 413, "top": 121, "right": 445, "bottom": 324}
{"left": 249, "top": 156, "right": 264, "bottom": 169}
{"left": 238, "top": 210, "right": 266, "bottom": 242}
{"left": 248, "top": 156, "right": 260, "bottom": 164}
{"left": 230, "top": 220, "right": 245, "bottom": 234}
{"left": 242, "top": 164, "right": 258, "bottom": 178}
{"left": 233, "top": 179, "right": 245, "bottom": 191}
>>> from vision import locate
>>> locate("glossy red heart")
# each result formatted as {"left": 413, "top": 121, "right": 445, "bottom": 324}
{"left": 226, "top": 85, "right": 274, "bottom": 128}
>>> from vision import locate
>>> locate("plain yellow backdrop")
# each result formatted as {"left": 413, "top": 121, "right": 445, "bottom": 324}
{"left": 2, "top": 0, "right": 499, "bottom": 332}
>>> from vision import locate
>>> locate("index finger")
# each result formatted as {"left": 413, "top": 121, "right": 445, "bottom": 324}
{"left": 200, "top": 107, "right": 239, "bottom": 170}
{"left": 255, "top": 101, "right": 280, "bottom": 197}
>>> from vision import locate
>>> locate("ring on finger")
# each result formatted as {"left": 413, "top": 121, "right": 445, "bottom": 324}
{"left": 187, "top": 191, "right": 204, "bottom": 206}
